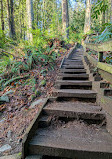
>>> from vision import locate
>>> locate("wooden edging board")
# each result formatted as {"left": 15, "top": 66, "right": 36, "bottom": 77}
{"left": 85, "top": 52, "right": 112, "bottom": 74}
{"left": 85, "top": 40, "right": 112, "bottom": 52}
{"left": 60, "top": 43, "right": 77, "bottom": 69}
{"left": 66, "top": 43, "right": 77, "bottom": 59}
{"left": 22, "top": 98, "right": 49, "bottom": 159}
{"left": 84, "top": 52, "right": 112, "bottom": 84}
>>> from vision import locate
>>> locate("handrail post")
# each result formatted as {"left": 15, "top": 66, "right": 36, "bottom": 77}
{"left": 98, "top": 51, "right": 103, "bottom": 62}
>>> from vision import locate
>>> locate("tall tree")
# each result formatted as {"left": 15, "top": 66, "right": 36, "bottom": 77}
{"left": 84, "top": 0, "right": 91, "bottom": 34}
{"left": 1, "top": 0, "right": 4, "bottom": 31}
{"left": 26, "top": 0, "right": 34, "bottom": 41}
{"left": 110, "top": 0, "right": 112, "bottom": 22}
{"left": 7, "top": 0, "right": 16, "bottom": 39}
{"left": 62, "top": 0, "right": 69, "bottom": 39}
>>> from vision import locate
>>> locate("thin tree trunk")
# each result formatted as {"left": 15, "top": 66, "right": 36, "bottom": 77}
{"left": 102, "top": 0, "right": 105, "bottom": 25}
{"left": 26, "top": 0, "right": 34, "bottom": 41}
{"left": 102, "top": 11, "right": 105, "bottom": 25}
{"left": 7, "top": 0, "right": 16, "bottom": 39}
{"left": 1, "top": 0, "right": 4, "bottom": 31}
{"left": 105, "top": 9, "right": 108, "bottom": 23}
{"left": 84, "top": 0, "right": 91, "bottom": 34}
{"left": 110, "top": 0, "right": 112, "bottom": 23}
{"left": 62, "top": 0, "right": 69, "bottom": 39}
{"left": 42, "top": 0, "right": 46, "bottom": 30}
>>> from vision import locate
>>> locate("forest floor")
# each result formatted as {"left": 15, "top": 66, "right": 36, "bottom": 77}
{"left": 0, "top": 43, "right": 73, "bottom": 157}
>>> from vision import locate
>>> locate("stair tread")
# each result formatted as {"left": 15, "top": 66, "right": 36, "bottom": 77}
{"left": 59, "top": 73, "right": 89, "bottom": 77}
{"left": 25, "top": 155, "right": 42, "bottom": 159}
{"left": 43, "top": 101, "right": 105, "bottom": 120}
{"left": 53, "top": 89, "right": 96, "bottom": 94}
{"left": 64, "top": 65, "right": 84, "bottom": 69}
{"left": 53, "top": 89, "right": 96, "bottom": 98}
{"left": 60, "top": 69, "right": 86, "bottom": 73}
{"left": 29, "top": 120, "right": 112, "bottom": 158}
{"left": 44, "top": 101, "right": 102, "bottom": 112}
{"left": 56, "top": 80, "right": 92, "bottom": 86}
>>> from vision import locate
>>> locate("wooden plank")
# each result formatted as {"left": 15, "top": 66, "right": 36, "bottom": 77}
{"left": 29, "top": 120, "right": 112, "bottom": 159}
{"left": 98, "top": 62, "right": 112, "bottom": 74}
{"left": 85, "top": 40, "right": 112, "bottom": 52}
{"left": 22, "top": 98, "right": 49, "bottom": 159}
{"left": 25, "top": 155, "right": 42, "bottom": 159}
{"left": 66, "top": 43, "right": 77, "bottom": 59}
{"left": 85, "top": 52, "right": 112, "bottom": 74}
{"left": 55, "top": 80, "right": 92, "bottom": 86}
{"left": 53, "top": 89, "right": 96, "bottom": 99}
{"left": 60, "top": 69, "right": 86, "bottom": 73}
{"left": 43, "top": 102, "right": 105, "bottom": 120}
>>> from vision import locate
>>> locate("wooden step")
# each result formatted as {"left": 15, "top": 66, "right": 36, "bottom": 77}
{"left": 58, "top": 74, "right": 89, "bottom": 80}
{"left": 63, "top": 65, "right": 84, "bottom": 69}
{"left": 60, "top": 69, "right": 86, "bottom": 73}
{"left": 39, "top": 116, "right": 51, "bottom": 128}
{"left": 65, "top": 59, "right": 83, "bottom": 62}
{"left": 43, "top": 101, "right": 105, "bottom": 121}
{"left": 56, "top": 80, "right": 92, "bottom": 86}
{"left": 71, "top": 57, "right": 82, "bottom": 60}
{"left": 29, "top": 120, "right": 112, "bottom": 159}
{"left": 25, "top": 155, "right": 42, "bottom": 159}
{"left": 52, "top": 89, "right": 96, "bottom": 99}
{"left": 64, "top": 61, "right": 83, "bottom": 65}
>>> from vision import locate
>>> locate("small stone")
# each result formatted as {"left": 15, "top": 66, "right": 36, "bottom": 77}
{"left": 0, "top": 95, "right": 9, "bottom": 103}
{"left": 9, "top": 139, "right": 13, "bottom": 142}
{"left": 0, "top": 119, "right": 5, "bottom": 123}
{"left": 30, "top": 99, "right": 45, "bottom": 109}
{"left": 0, "top": 144, "right": 12, "bottom": 153}
{"left": 18, "top": 138, "right": 22, "bottom": 143}
{"left": 7, "top": 130, "right": 12, "bottom": 138}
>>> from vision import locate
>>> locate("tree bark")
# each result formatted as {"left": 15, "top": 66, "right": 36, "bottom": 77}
{"left": 26, "top": 0, "right": 34, "bottom": 41}
{"left": 7, "top": 0, "right": 16, "bottom": 39}
{"left": 1, "top": 0, "right": 4, "bottom": 31}
{"left": 110, "top": 0, "right": 112, "bottom": 23}
{"left": 62, "top": 0, "right": 69, "bottom": 39}
{"left": 84, "top": 0, "right": 91, "bottom": 34}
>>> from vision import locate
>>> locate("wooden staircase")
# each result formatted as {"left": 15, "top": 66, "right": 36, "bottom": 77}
{"left": 24, "top": 47, "right": 112, "bottom": 159}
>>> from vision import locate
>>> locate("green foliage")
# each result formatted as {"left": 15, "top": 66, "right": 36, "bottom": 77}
{"left": 92, "top": 0, "right": 108, "bottom": 19}
{"left": 105, "top": 53, "right": 112, "bottom": 64}
{"left": 90, "top": 24, "right": 112, "bottom": 43}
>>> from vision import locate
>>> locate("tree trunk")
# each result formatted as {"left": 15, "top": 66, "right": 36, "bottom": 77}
{"left": 84, "top": 0, "right": 91, "bottom": 34}
{"left": 1, "top": 0, "right": 4, "bottom": 31}
{"left": 62, "top": 0, "right": 69, "bottom": 39}
{"left": 110, "top": 0, "right": 112, "bottom": 23}
{"left": 26, "top": 0, "right": 34, "bottom": 41}
{"left": 7, "top": 0, "right": 16, "bottom": 39}
{"left": 102, "top": 0, "right": 105, "bottom": 25}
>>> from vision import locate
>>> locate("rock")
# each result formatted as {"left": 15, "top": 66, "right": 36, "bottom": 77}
{"left": 0, "top": 95, "right": 9, "bottom": 103}
{"left": 7, "top": 130, "right": 12, "bottom": 138}
{"left": 0, "top": 119, "right": 5, "bottom": 123}
{"left": 18, "top": 138, "right": 22, "bottom": 143}
{"left": 9, "top": 139, "right": 13, "bottom": 142}
{"left": 0, "top": 144, "right": 12, "bottom": 153}
{"left": 30, "top": 99, "right": 45, "bottom": 109}
{"left": 3, "top": 90, "right": 14, "bottom": 96}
